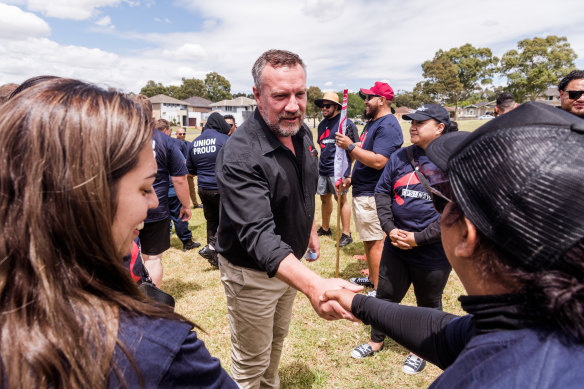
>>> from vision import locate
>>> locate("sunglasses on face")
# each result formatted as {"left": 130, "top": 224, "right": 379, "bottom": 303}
{"left": 567, "top": 90, "right": 584, "bottom": 100}
{"left": 177, "top": 133, "right": 185, "bottom": 136}
{"left": 364, "top": 94, "right": 382, "bottom": 102}
{"left": 322, "top": 103, "right": 334, "bottom": 109}
{"left": 415, "top": 164, "right": 454, "bottom": 213}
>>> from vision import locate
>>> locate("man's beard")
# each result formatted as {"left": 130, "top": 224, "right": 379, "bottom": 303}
{"left": 365, "top": 103, "right": 378, "bottom": 119}
{"left": 324, "top": 107, "right": 338, "bottom": 119}
{"left": 262, "top": 109, "right": 304, "bottom": 137}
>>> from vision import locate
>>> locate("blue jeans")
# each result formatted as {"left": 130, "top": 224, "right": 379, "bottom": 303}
{"left": 168, "top": 195, "right": 192, "bottom": 243}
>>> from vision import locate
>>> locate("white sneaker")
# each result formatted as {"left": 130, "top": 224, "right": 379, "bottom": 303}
{"left": 402, "top": 354, "right": 426, "bottom": 374}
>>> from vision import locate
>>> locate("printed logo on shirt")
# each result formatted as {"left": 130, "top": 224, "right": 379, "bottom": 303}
{"left": 402, "top": 188, "right": 431, "bottom": 201}
{"left": 319, "top": 128, "right": 332, "bottom": 148}
{"left": 393, "top": 172, "right": 422, "bottom": 205}
{"left": 192, "top": 138, "right": 217, "bottom": 155}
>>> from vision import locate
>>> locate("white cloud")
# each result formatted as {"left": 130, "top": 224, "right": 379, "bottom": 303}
{"left": 0, "top": 3, "right": 50, "bottom": 40}
{"left": 95, "top": 15, "right": 114, "bottom": 28}
{"left": 1, "top": 0, "right": 583, "bottom": 95}
{"left": 24, "top": 0, "right": 123, "bottom": 20}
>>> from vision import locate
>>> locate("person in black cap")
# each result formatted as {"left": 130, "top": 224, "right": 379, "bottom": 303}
{"left": 322, "top": 101, "right": 584, "bottom": 387}
{"left": 350, "top": 105, "right": 457, "bottom": 374}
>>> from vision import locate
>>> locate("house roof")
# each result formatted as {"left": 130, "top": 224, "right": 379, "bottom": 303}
{"left": 394, "top": 106, "right": 413, "bottom": 113}
{"left": 183, "top": 96, "right": 213, "bottom": 107}
{"left": 210, "top": 96, "right": 257, "bottom": 107}
{"left": 540, "top": 87, "right": 560, "bottom": 98}
{"left": 463, "top": 100, "right": 495, "bottom": 108}
{"left": 149, "top": 94, "right": 191, "bottom": 106}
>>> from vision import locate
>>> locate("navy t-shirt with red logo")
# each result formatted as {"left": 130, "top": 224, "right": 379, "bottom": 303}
{"left": 375, "top": 146, "right": 448, "bottom": 269}
{"left": 316, "top": 114, "right": 359, "bottom": 176}
{"left": 351, "top": 114, "right": 403, "bottom": 197}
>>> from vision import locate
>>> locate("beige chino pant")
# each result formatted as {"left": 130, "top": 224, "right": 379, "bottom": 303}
{"left": 219, "top": 255, "right": 297, "bottom": 389}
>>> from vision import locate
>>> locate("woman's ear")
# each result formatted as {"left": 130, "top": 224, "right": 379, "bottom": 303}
{"left": 454, "top": 217, "right": 479, "bottom": 258}
{"left": 436, "top": 122, "right": 445, "bottom": 136}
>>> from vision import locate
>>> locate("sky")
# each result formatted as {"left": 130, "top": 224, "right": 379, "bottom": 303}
{"left": 1, "top": 0, "right": 583, "bottom": 95}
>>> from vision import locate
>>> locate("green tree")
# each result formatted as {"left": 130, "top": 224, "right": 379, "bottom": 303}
{"left": 306, "top": 86, "right": 323, "bottom": 128}
{"left": 204, "top": 72, "right": 232, "bottom": 102}
{"left": 177, "top": 77, "right": 205, "bottom": 100}
{"left": 500, "top": 35, "right": 577, "bottom": 101}
{"left": 139, "top": 80, "right": 168, "bottom": 97}
{"left": 233, "top": 92, "right": 254, "bottom": 99}
{"left": 419, "top": 44, "right": 497, "bottom": 118}
{"left": 393, "top": 89, "right": 431, "bottom": 109}
{"left": 345, "top": 92, "right": 365, "bottom": 120}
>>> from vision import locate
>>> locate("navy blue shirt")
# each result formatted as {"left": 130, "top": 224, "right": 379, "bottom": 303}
{"left": 186, "top": 129, "right": 229, "bottom": 191}
{"left": 110, "top": 312, "right": 237, "bottom": 388}
{"left": 317, "top": 115, "right": 358, "bottom": 176}
{"left": 168, "top": 137, "right": 188, "bottom": 197}
{"left": 352, "top": 114, "right": 403, "bottom": 197}
{"left": 146, "top": 130, "right": 188, "bottom": 223}
{"left": 375, "top": 146, "right": 448, "bottom": 269}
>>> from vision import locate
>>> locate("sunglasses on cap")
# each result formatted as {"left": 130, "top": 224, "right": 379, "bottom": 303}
{"left": 415, "top": 163, "right": 454, "bottom": 213}
{"left": 567, "top": 90, "right": 584, "bottom": 100}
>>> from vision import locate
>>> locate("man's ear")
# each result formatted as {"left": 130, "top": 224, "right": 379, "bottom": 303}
{"left": 253, "top": 86, "right": 260, "bottom": 102}
{"left": 454, "top": 217, "right": 479, "bottom": 258}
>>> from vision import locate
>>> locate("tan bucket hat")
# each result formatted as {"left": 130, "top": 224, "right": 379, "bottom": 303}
{"left": 315, "top": 91, "right": 342, "bottom": 108}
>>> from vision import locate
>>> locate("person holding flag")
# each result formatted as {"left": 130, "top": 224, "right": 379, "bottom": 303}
{"left": 315, "top": 91, "right": 359, "bottom": 247}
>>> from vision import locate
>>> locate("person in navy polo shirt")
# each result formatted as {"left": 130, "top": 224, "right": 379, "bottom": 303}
{"left": 350, "top": 104, "right": 456, "bottom": 373}
{"left": 314, "top": 91, "right": 359, "bottom": 247}
{"left": 186, "top": 112, "right": 230, "bottom": 267}
{"left": 335, "top": 81, "right": 403, "bottom": 293}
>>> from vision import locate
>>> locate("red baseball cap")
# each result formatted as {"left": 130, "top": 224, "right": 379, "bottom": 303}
{"left": 359, "top": 81, "right": 394, "bottom": 101}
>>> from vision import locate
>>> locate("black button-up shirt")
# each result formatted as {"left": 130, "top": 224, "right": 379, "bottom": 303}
{"left": 215, "top": 109, "right": 318, "bottom": 277}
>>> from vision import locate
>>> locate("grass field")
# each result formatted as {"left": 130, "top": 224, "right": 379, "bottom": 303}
{"left": 163, "top": 119, "right": 483, "bottom": 388}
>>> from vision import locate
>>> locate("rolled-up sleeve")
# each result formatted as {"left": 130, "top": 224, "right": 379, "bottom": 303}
{"left": 216, "top": 156, "right": 293, "bottom": 277}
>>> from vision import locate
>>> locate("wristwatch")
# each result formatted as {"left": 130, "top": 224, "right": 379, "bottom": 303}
{"left": 347, "top": 143, "right": 356, "bottom": 153}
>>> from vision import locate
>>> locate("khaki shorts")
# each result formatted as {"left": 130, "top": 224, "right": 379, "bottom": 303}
{"left": 352, "top": 196, "right": 385, "bottom": 241}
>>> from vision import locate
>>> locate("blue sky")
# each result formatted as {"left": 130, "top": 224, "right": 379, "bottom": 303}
{"left": 1, "top": 0, "right": 583, "bottom": 95}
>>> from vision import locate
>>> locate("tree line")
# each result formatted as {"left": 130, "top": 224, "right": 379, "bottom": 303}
{"left": 140, "top": 35, "right": 577, "bottom": 120}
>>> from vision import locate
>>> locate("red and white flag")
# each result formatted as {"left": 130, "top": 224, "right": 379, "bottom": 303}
{"left": 334, "top": 89, "right": 349, "bottom": 187}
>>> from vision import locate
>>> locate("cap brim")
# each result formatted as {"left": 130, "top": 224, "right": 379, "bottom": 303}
{"left": 425, "top": 132, "right": 471, "bottom": 171}
{"left": 402, "top": 112, "right": 432, "bottom": 122}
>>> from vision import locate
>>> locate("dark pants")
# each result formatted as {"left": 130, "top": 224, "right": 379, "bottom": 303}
{"left": 198, "top": 188, "right": 220, "bottom": 246}
{"left": 169, "top": 195, "right": 192, "bottom": 243}
{"left": 371, "top": 238, "right": 451, "bottom": 343}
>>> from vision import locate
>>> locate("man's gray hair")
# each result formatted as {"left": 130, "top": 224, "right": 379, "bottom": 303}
{"left": 252, "top": 49, "right": 305, "bottom": 92}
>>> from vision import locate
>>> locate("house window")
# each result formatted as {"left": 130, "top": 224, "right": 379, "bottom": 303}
{"left": 548, "top": 96, "right": 553, "bottom": 100}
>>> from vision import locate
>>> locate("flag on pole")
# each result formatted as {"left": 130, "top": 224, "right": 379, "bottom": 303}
{"left": 333, "top": 89, "right": 349, "bottom": 187}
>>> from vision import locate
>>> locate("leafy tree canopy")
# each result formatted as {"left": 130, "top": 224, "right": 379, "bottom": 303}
{"left": 500, "top": 35, "right": 577, "bottom": 101}
{"left": 204, "top": 72, "right": 232, "bottom": 102}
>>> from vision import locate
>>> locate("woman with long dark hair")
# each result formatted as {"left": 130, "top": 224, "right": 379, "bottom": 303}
{"left": 0, "top": 77, "right": 237, "bottom": 388}
{"left": 324, "top": 102, "right": 584, "bottom": 387}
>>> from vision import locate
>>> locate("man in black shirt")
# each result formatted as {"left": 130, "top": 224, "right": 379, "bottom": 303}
{"left": 215, "top": 49, "right": 361, "bottom": 388}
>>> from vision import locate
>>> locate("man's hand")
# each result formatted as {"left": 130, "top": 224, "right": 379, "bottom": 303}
{"left": 395, "top": 230, "right": 417, "bottom": 249}
{"left": 339, "top": 177, "right": 352, "bottom": 191}
{"left": 335, "top": 132, "right": 352, "bottom": 150}
{"left": 308, "top": 222, "right": 320, "bottom": 260}
{"left": 179, "top": 206, "right": 192, "bottom": 221}
{"left": 320, "top": 288, "right": 360, "bottom": 319}
{"left": 308, "top": 278, "right": 363, "bottom": 321}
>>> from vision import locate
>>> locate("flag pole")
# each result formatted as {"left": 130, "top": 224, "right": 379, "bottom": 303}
{"left": 335, "top": 185, "right": 342, "bottom": 277}
{"left": 334, "top": 89, "right": 349, "bottom": 278}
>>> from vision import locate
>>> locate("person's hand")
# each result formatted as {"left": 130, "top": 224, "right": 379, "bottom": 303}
{"left": 308, "top": 278, "right": 363, "bottom": 321}
{"left": 308, "top": 231, "right": 320, "bottom": 260}
{"left": 320, "top": 288, "right": 360, "bottom": 320}
{"left": 335, "top": 132, "right": 352, "bottom": 150}
{"left": 389, "top": 228, "right": 412, "bottom": 250}
{"left": 179, "top": 206, "right": 192, "bottom": 221}
{"left": 395, "top": 230, "right": 417, "bottom": 249}
{"left": 339, "top": 177, "right": 352, "bottom": 191}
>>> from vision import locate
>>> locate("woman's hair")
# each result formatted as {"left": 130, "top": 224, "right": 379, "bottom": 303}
{"left": 443, "top": 201, "right": 584, "bottom": 342}
{"left": 0, "top": 77, "right": 183, "bottom": 387}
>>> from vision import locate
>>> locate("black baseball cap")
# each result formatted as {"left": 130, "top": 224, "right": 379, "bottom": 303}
{"left": 426, "top": 102, "right": 584, "bottom": 271}
{"left": 403, "top": 104, "right": 450, "bottom": 124}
